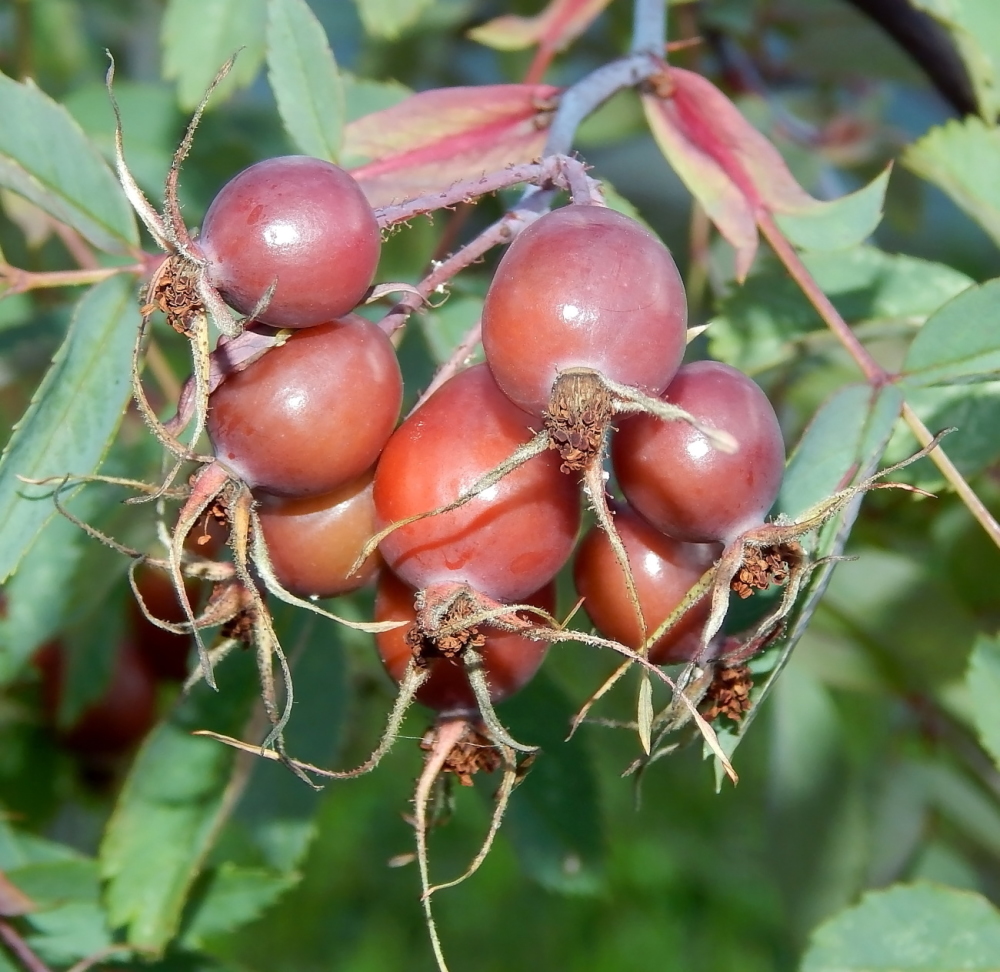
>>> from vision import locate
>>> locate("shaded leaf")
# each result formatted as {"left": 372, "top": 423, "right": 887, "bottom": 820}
{"left": 642, "top": 68, "right": 889, "bottom": 279}
{"left": 345, "top": 84, "right": 558, "bottom": 207}
{"left": 710, "top": 247, "right": 972, "bottom": 375}
{"left": 0, "top": 276, "right": 139, "bottom": 585}
{"left": 965, "top": 634, "right": 1000, "bottom": 771}
{"left": 902, "top": 277, "right": 1000, "bottom": 386}
{"left": 352, "top": 0, "right": 434, "bottom": 40}
{"left": 179, "top": 864, "right": 297, "bottom": 949}
{"left": 162, "top": 0, "right": 267, "bottom": 111}
{"left": 99, "top": 653, "right": 259, "bottom": 955}
{"left": 904, "top": 117, "right": 1000, "bottom": 249}
{"left": 64, "top": 81, "right": 179, "bottom": 200}
{"left": 266, "top": 0, "right": 344, "bottom": 162}
{"left": 469, "top": 0, "right": 613, "bottom": 53}
{"left": 7, "top": 860, "right": 98, "bottom": 910}
{"left": 500, "top": 672, "right": 605, "bottom": 894}
{"left": 342, "top": 74, "right": 411, "bottom": 126}
{"left": 419, "top": 295, "right": 483, "bottom": 366}
{"left": 911, "top": 0, "right": 1000, "bottom": 121}
{"left": 0, "top": 70, "right": 137, "bottom": 253}
{"left": 231, "top": 603, "right": 349, "bottom": 872}
{"left": 0, "top": 872, "right": 36, "bottom": 916}
{"left": 898, "top": 381, "right": 1000, "bottom": 484}
{"left": 801, "top": 882, "right": 1000, "bottom": 971}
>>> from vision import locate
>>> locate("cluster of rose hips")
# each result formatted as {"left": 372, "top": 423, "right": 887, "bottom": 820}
{"left": 173, "top": 154, "right": 786, "bottom": 748}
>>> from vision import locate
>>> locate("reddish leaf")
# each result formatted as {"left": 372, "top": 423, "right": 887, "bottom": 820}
{"left": 469, "top": 0, "right": 613, "bottom": 54}
{"left": 345, "top": 85, "right": 559, "bottom": 208}
{"left": 643, "top": 67, "right": 823, "bottom": 280}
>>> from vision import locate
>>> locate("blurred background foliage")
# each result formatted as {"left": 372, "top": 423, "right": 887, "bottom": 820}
{"left": 1, "top": 1, "right": 1000, "bottom": 971}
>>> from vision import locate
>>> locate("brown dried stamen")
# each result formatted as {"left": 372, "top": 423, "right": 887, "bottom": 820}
{"left": 731, "top": 544, "right": 795, "bottom": 599}
{"left": 544, "top": 369, "right": 615, "bottom": 473}
{"left": 406, "top": 591, "right": 488, "bottom": 665}
{"left": 419, "top": 721, "right": 503, "bottom": 786}
{"left": 141, "top": 254, "right": 204, "bottom": 336}
{"left": 701, "top": 664, "right": 753, "bottom": 722}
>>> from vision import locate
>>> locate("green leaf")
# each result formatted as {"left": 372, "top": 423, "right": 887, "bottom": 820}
{"left": 897, "top": 381, "right": 1000, "bottom": 483}
{"left": 266, "top": 0, "right": 344, "bottom": 162}
{"left": 902, "top": 278, "right": 1000, "bottom": 386}
{"left": 7, "top": 861, "right": 113, "bottom": 967}
{"left": 24, "top": 902, "right": 113, "bottom": 967}
{"left": 99, "top": 653, "right": 260, "bottom": 955}
{"left": 64, "top": 81, "right": 179, "bottom": 200}
{"left": 342, "top": 73, "right": 411, "bottom": 125}
{"left": 965, "top": 634, "right": 1000, "bottom": 771}
{"left": 0, "top": 70, "right": 137, "bottom": 253}
{"left": 709, "top": 247, "right": 972, "bottom": 375}
{"left": 162, "top": 0, "right": 267, "bottom": 111}
{"left": 500, "top": 673, "right": 605, "bottom": 894}
{"left": 419, "top": 296, "right": 483, "bottom": 366}
{"left": 775, "top": 167, "right": 891, "bottom": 252}
{"left": 778, "top": 383, "right": 903, "bottom": 519}
{"left": 904, "top": 117, "right": 1000, "bottom": 249}
{"left": 911, "top": 0, "right": 1000, "bottom": 121}
{"left": 179, "top": 863, "right": 296, "bottom": 948}
{"left": 8, "top": 859, "right": 100, "bottom": 907}
{"left": 0, "top": 821, "right": 82, "bottom": 871}
{"left": 801, "top": 882, "right": 1000, "bottom": 971}
{"left": 0, "top": 275, "right": 139, "bottom": 585}
{"left": 352, "top": 0, "right": 434, "bottom": 39}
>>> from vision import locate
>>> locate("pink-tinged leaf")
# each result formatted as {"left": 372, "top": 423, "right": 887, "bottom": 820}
{"left": 643, "top": 67, "right": 825, "bottom": 279}
{"left": 345, "top": 85, "right": 559, "bottom": 208}
{"left": 468, "top": 0, "right": 613, "bottom": 54}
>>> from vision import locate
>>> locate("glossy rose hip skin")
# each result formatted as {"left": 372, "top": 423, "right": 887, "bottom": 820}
{"left": 613, "top": 361, "right": 785, "bottom": 544}
{"left": 208, "top": 316, "right": 402, "bottom": 497}
{"left": 375, "top": 572, "right": 554, "bottom": 712}
{"left": 373, "top": 364, "right": 581, "bottom": 602}
{"left": 256, "top": 470, "right": 382, "bottom": 599}
{"left": 482, "top": 205, "right": 688, "bottom": 416}
{"left": 574, "top": 502, "right": 721, "bottom": 664}
{"left": 199, "top": 156, "right": 381, "bottom": 327}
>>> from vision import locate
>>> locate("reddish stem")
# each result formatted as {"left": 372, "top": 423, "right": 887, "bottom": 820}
{"left": 0, "top": 262, "right": 145, "bottom": 295}
{"left": 758, "top": 211, "right": 1000, "bottom": 551}
{"left": 0, "top": 920, "right": 52, "bottom": 972}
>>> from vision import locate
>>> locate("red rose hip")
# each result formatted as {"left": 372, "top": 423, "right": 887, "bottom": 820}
{"left": 207, "top": 316, "right": 402, "bottom": 497}
{"left": 256, "top": 470, "right": 382, "bottom": 598}
{"left": 199, "top": 156, "right": 381, "bottom": 327}
{"left": 613, "top": 361, "right": 785, "bottom": 544}
{"left": 482, "top": 205, "right": 688, "bottom": 416}
{"left": 373, "top": 364, "right": 580, "bottom": 601}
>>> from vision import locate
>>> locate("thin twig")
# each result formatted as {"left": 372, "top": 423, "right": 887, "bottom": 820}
{"left": 0, "top": 263, "right": 144, "bottom": 295}
{"left": 0, "top": 920, "right": 52, "bottom": 972}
